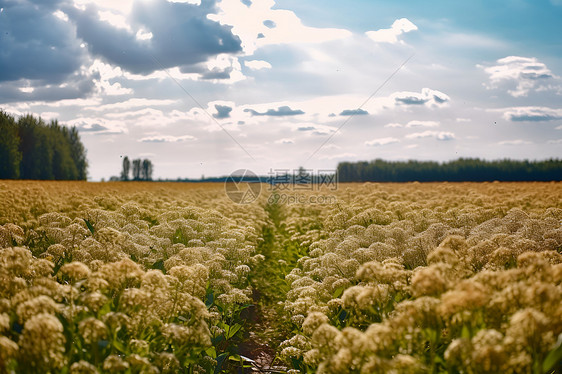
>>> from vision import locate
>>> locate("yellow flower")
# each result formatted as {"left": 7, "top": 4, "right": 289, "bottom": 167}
{"left": 19, "top": 313, "right": 66, "bottom": 370}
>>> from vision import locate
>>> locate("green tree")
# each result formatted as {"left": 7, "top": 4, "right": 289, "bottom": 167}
{"left": 18, "top": 114, "right": 54, "bottom": 179}
{"left": 336, "top": 158, "right": 562, "bottom": 182}
{"left": 141, "top": 159, "right": 153, "bottom": 181}
{"left": 0, "top": 110, "right": 22, "bottom": 179}
{"left": 132, "top": 158, "right": 141, "bottom": 181}
{"left": 50, "top": 120, "right": 78, "bottom": 180}
{"left": 66, "top": 126, "right": 88, "bottom": 180}
{"left": 121, "top": 156, "right": 130, "bottom": 181}
{"left": 5, "top": 112, "right": 88, "bottom": 180}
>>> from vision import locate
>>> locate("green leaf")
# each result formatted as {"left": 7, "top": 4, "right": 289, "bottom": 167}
{"left": 543, "top": 336, "right": 562, "bottom": 372}
{"left": 214, "top": 352, "right": 229, "bottom": 374}
{"left": 226, "top": 323, "right": 242, "bottom": 340}
{"left": 205, "top": 291, "right": 214, "bottom": 308}
{"left": 211, "top": 335, "right": 224, "bottom": 345}
{"left": 291, "top": 358, "right": 304, "bottom": 371}
{"left": 461, "top": 325, "right": 471, "bottom": 339}
{"left": 338, "top": 309, "right": 347, "bottom": 325}
{"left": 84, "top": 219, "right": 95, "bottom": 235}
{"left": 98, "top": 301, "right": 112, "bottom": 317}
{"left": 151, "top": 259, "right": 165, "bottom": 272}
{"left": 332, "top": 286, "right": 345, "bottom": 298}
{"left": 112, "top": 338, "right": 127, "bottom": 354}
{"left": 205, "top": 346, "right": 217, "bottom": 358}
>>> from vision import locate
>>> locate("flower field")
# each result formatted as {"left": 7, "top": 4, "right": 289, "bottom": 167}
{"left": 0, "top": 181, "right": 561, "bottom": 373}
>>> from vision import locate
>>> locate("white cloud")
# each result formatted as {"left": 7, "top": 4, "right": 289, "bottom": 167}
{"left": 479, "top": 56, "right": 558, "bottom": 97}
{"left": 87, "top": 60, "right": 133, "bottom": 95}
{"left": 547, "top": 139, "right": 562, "bottom": 144}
{"left": 365, "top": 137, "right": 400, "bottom": 146}
{"left": 274, "top": 138, "right": 294, "bottom": 144}
{"left": 123, "top": 67, "right": 200, "bottom": 81}
{"left": 19, "top": 86, "right": 34, "bottom": 93}
{"left": 456, "top": 118, "right": 472, "bottom": 123}
{"left": 294, "top": 123, "right": 337, "bottom": 136}
{"left": 53, "top": 10, "right": 69, "bottom": 22}
{"left": 97, "top": 80, "right": 133, "bottom": 95}
{"left": 39, "top": 112, "right": 60, "bottom": 121}
{"left": 498, "top": 139, "right": 532, "bottom": 145}
{"left": 139, "top": 134, "right": 196, "bottom": 143}
{"left": 392, "top": 88, "right": 450, "bottom": 108}
{"left": 406, "top": 131, "right": 455, "bottom": 140}
{"left": 244, "top": 60, "right": 272, "bottom": 70}
{"left": 107, "top": 109, "right": 176, "bottom": 127}
{"left": 73, "top": 0, "right": 133, "bottom": 15}
{"left": 1, "top": 107, "right": 24, "bottom": 117}
{"left": 167, "top": 0, "right": 201, "bottom": 5}
{"left": 67, "top": 117, "right": 128, "bottom": 134}
{"left": 318, "top": 152, "right": 357, "bottom": 160}
{"left": 122, "top": 55, "right": 246, "bottom": 84}
{"left": 40, "top": 98, "right": 103, "bottom": 108}
{"left": 405, "top": 120, "right": 440, "bottom": 128}
{"left": 193, "top": 89, "right": 451, "bottom": 131}
{"left": 105, "top": 108, "right": 166, "bottom": 120}
{"left": 103, "top": 107, "right": 205, "bottom": 128}
{"left": 205, "top": 54, "right": 246, "bottom": 83}
{"left": 136, "top": 29, "right": 153, "bottom": 41}
{"left": 98, "top": 10, "right": 132, "bottom": 31}
{"left": 500, "top": 106, "right": 562, "bottom": 122}
{"left": 366, "top": 18, "right": 417, "bottom": 44}
{"left": 89, "top": 59, "right": 124, "bottom": 80}
{"left": 209, "top": 0, "right": 351, "bottom": 55}
{"left": 85, "top": 98, "right": 178, "bottom": 111}
{"left": 251, "top": 88, "right": 449, "bottom": 122}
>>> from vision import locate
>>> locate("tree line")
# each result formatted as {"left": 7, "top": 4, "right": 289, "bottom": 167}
{"left": 0, "top": 110, "right": 88, "bottom": 180}
{"left": 119, "top": 156, "right": 153, "bottom": 181}
{"left": 337, "top": 158, "right": 562, "bottom": 182}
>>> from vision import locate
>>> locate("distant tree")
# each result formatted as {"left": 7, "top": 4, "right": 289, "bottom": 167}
{"left": 67, "top": 126, "right": 88, "bottom": 180}
{"left": 50, "top": 120, "right": 78, "bottom": 180}
{"left": 0, "top": 112, "right": 88, "bottom": 180}
{"left": 141, "top": 159, "right": 153, "bottom": 181}
{"left": 337, "top": 158, "right": 562, "bottom": 182}
{"left": 18, "top": 114, "right": 54, "bottom": 179}
{"left": 0, "top": 110, "right": 22, "bottom": 179}
{"left": 121, "top": 156, "right": 130, "bottom": 181}
{"left": 132, "top": 159, "right": 141, "bottom": 181}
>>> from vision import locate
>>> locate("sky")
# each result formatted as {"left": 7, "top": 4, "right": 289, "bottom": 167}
{"left": 1, "top": 0, "right": 561, "bottom": 180}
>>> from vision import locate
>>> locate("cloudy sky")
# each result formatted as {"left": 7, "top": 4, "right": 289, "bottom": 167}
{"left": 1, "top": 0, "right": 561, "bottom": 180}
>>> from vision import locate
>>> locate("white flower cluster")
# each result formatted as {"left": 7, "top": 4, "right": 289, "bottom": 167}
{"left": 0, "top": 181, "right": 268, "bottom": 372}
{"left": 279, "top": 182, "right": 562, "bottom": 372}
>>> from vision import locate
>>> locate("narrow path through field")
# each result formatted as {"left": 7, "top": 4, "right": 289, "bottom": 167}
{"left": 238, "top": 202, "right": 304, "bottom": 373}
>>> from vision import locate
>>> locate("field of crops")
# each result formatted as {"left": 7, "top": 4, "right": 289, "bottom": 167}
{"left": 0, "top": 181, "right": 561, "bottom": 373}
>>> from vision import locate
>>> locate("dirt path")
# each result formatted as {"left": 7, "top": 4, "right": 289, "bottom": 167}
{"left": 237, "top": 202, "right": 303, "bottom": 373}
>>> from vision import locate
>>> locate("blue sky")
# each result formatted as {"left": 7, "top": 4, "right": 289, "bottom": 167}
{"left": 1, "top": 0, "right": 561, "bottom": 180}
